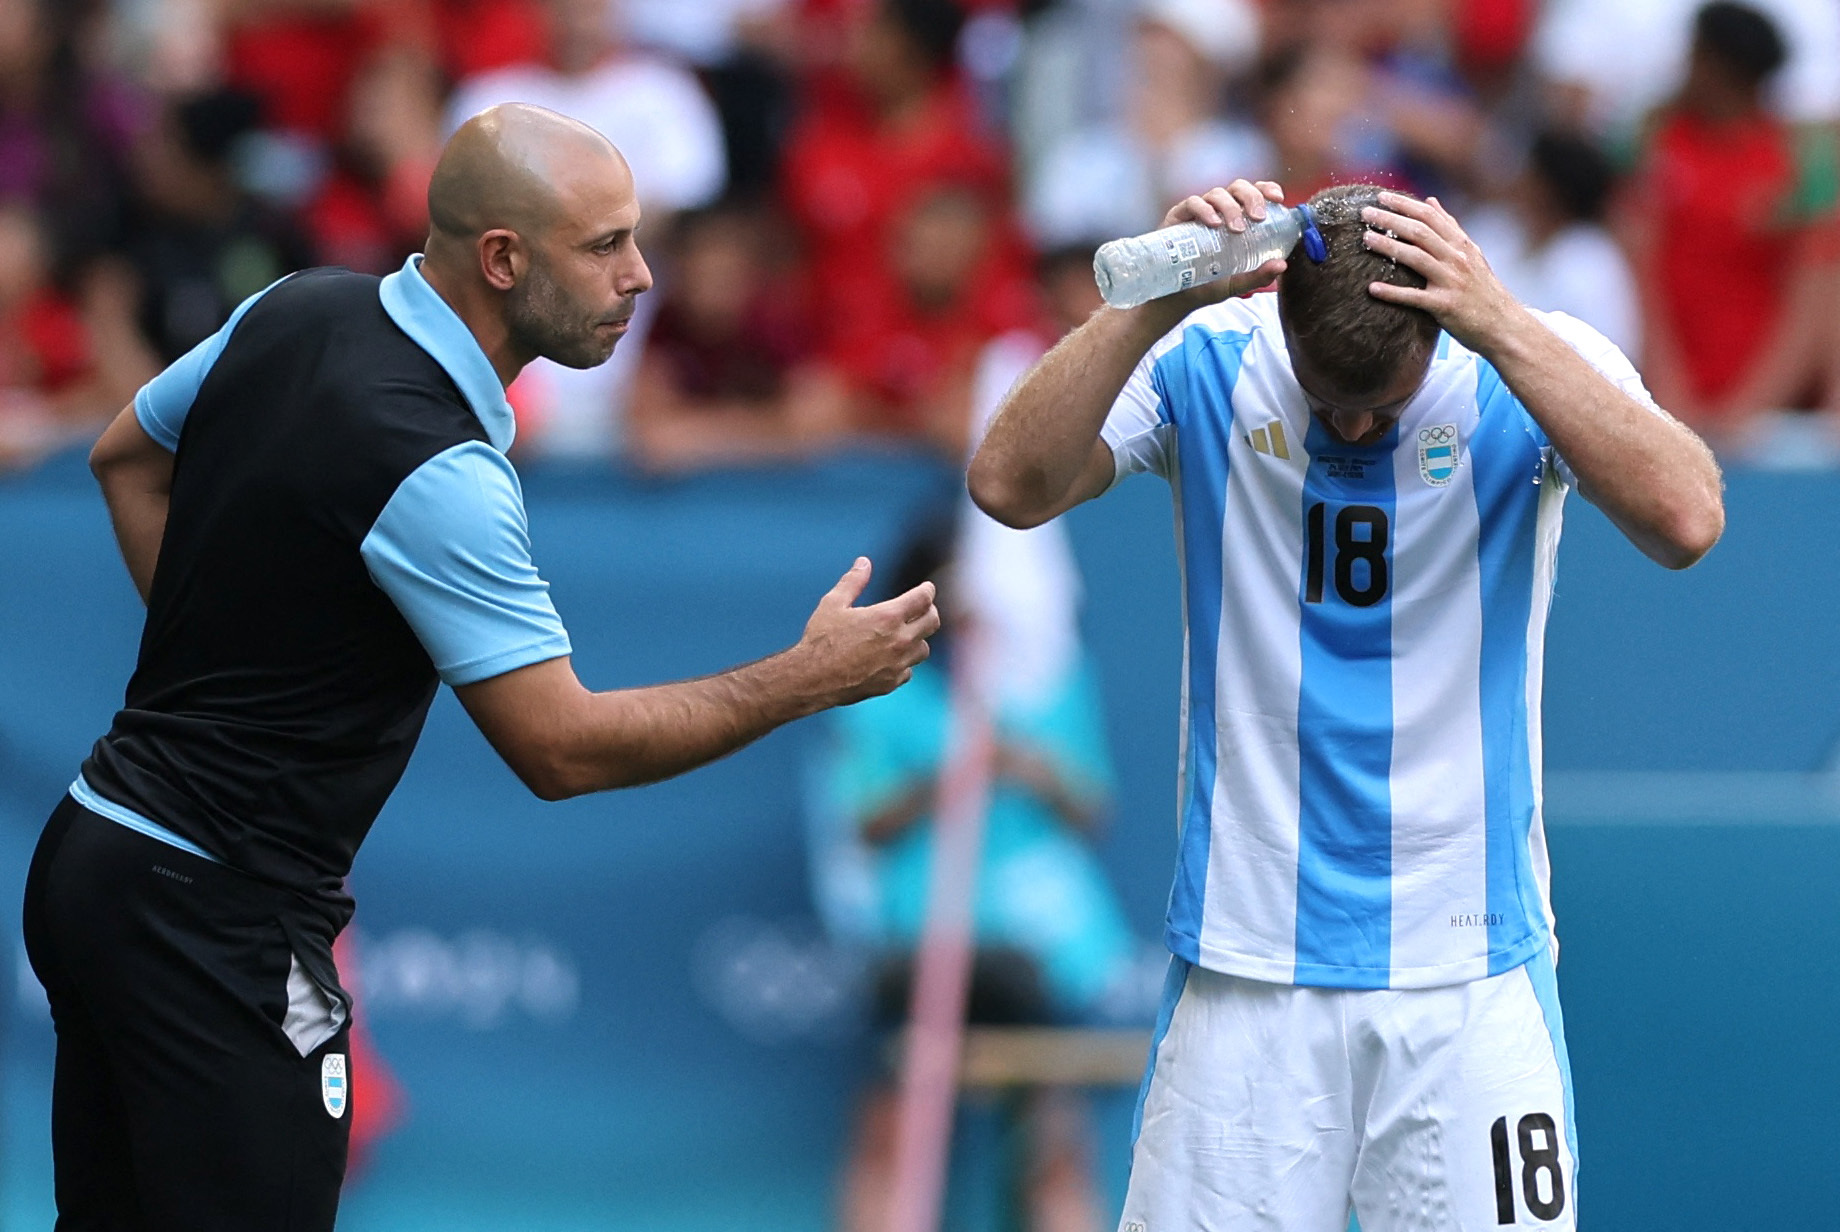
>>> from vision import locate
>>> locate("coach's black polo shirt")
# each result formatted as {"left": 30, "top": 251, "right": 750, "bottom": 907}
{"left": 75, "top": 257, "right": 572, "bottom": 935}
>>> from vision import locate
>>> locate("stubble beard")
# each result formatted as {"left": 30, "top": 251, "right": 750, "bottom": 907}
{"left": 507, "top": 259, "right": 621, "bottom": 371}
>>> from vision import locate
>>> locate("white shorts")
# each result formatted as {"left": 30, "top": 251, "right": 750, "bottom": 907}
{"left": 1120, "top": 949, "right": 1575, "bottom": 1232}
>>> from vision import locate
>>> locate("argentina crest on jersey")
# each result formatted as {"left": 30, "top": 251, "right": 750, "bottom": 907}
{"left": 1418, "top": 423, "right": 1459, "bottom": 486}
{"left": 321, "top": 1052, "right": 348, "bottom": 1118}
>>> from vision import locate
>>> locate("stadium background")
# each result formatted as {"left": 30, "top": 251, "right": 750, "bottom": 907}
{"left": 1, "top": 0, "right": 1838, "bottom": 1228}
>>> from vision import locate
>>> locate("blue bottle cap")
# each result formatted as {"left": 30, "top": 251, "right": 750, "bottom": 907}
{"left": 1297, "top": 203, "right": 1328, "bottom": 264}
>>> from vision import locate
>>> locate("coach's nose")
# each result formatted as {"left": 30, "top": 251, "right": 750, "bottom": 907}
{"left": 619, "top": 244, "right": 653, "bottom": 299}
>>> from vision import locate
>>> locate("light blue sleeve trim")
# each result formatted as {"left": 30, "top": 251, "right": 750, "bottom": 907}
{"left": 69, "top": 775, "right": 223, "bottom": 863}
{"left": 132, "top": 280, "right": 285, "bottom": 452}
{"left": 361, "top": 441, "right": 572, "bottom": 687}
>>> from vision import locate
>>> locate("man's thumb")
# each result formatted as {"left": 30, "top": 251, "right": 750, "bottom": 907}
{"left": 823, "top": 557, "right": 873, "bottom": 608}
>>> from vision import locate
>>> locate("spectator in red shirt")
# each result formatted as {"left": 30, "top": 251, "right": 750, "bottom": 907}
{"left": 221, "top": 0, "right": 393, "bottom": 144}
{"left": 304, "top": 46, "right": 446, "bottom": 274}
{"left": 830, "top": 179, "right": 1042, "bottom": 455}
{"left": 781, "top": 0, "right": 1012, "bottom": 280}
{"left": 780, "top": 0, "right": 1036, "bottom": 449}
{"left": 420, "top": 0, "right": 548, "bottom": 81}
{"left": 223, "top": 0, "right": 546, "bottom": 137}
{"left": 1627, "top": 1, "right": 1839, "bottom": 441}
{"left": 222, "top": 0, "right": 532, "bottom": 275}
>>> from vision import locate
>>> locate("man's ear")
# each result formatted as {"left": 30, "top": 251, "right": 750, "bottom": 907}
{"left": 478, "top": 229, "right": 524, "bottom": 292}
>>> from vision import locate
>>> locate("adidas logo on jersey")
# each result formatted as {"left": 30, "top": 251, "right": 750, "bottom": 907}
{"left": 1245, "top": 421, "right": 1292, "bottom": 459}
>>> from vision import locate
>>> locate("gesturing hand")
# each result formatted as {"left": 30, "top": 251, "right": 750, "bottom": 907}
{"left": 796, "top": 558, "right": 940, "bottom": 708}
{"left": 1359, "top": 192, "right": 1524, "bottom": 352}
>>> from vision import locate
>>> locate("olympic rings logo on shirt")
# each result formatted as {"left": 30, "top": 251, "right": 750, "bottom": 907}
{"left": 1419, "top": 424, "right": 1457, "bottom": 444}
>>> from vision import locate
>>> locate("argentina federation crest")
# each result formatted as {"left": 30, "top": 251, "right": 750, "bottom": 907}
{"left": 321, "top": 1052, "right": 348, "bottom": 1119}
{"left": 1418, "top": 423, "right": 1459, "bottom": 487}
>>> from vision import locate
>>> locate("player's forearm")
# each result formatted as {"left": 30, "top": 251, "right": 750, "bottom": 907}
{"left": 1480, "top": 308, "right": 1724, "bottom": 569}
{"left": 540, "top": 650, "right": 832, "bottom": 798}
{"left": 969, "top": 304, "right": 1173, "bottom": 527}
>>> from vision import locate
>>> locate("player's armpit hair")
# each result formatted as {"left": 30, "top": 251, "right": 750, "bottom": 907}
{"left": 1276, "top": 184, "right": 1439, "bottom": 397}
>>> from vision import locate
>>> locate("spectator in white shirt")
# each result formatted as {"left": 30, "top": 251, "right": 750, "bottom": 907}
{"left": 1022, "top": 0, "right": 1270, "bottom": 248}
{"left": 1466, "top": 129, "right": 1641, "bottom": 357}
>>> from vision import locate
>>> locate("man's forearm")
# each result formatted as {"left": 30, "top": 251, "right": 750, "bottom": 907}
{"left": 461, "top": 562, "right": 938, "bottom": 802}
{"left": 969, "top": 305, "right": 1175, "bottom": 526}
{"left": 547, "top": 649, "right": 831, "bottom": 796}
{"left": 1479, "top": 308, "right": 1724, "bottom": 568}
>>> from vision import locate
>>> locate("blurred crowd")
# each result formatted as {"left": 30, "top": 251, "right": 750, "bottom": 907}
{"left": 0, "top": 0, "right": 1836, "bottom": 471}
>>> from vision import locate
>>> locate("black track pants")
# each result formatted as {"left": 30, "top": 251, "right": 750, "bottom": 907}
{"left": 22, "top": 797, "right": 352, "bottom": 1231}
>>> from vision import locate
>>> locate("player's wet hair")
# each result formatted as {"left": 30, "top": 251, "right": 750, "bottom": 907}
{"left": 1276, "top": 183, "right": 1438, "bottom": 399}
{"left": 1693, "top": 2, "right": 1786, "bottom": 87}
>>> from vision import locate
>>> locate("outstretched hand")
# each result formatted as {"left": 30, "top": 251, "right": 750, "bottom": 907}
{"left": 795, "top": 558, "right": 940, "bottom": 708}
{"left": 1151, "top": 179, "right": 1291, "bottom": 316}
{"left": 1359, "top": 192, "right": 1524, "bottom": 352}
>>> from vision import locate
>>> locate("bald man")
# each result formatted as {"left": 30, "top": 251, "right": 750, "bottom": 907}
{"left": 23, "top": 104, "right": 939, "bottom": 1230}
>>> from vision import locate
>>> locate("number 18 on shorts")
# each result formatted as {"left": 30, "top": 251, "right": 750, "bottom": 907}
{"left": 1121, "top": 950, "right": 1577, "bottom": 1232}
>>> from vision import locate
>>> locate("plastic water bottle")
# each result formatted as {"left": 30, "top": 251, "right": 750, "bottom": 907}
{"left": 1093, "top": 206, "right": 1306, "bottom": 309}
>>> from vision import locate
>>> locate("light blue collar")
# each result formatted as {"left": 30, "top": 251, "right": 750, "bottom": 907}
{"left": 378, "top": 255, "right": 517, "bottom": 453}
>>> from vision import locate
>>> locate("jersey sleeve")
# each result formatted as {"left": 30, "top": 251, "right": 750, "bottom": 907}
{"left": 133, "top": 281, "right": 281, "bottom": 451}
{"left": 1533, "top": 310, "right": 1666, "bottom": 486}
{"left": 1099, "top": 333, "right": 1180, "bottom": 485}
{"left": 360, "top": 441, "right": 573, "bottom": 686}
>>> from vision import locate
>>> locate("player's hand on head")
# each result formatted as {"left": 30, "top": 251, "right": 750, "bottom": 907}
{"left": 1360, "top": 193, "right": 1522, "bottom": 350}
{"left": 797, "top": 557, "right": 941, "bottom": 707}
{"left": 1154, "top": 180, "right": 1290, "bottom": 312}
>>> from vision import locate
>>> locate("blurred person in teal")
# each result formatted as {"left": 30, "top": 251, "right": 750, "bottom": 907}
{"left": 820, "top": 517, "right": 1134, "bottom": 1023}
{"left": 811, "top": 272, "right": 1133, "bottom": 1232}
{"left": 812, "top": 500, "right": 1135, "bottom": 1230}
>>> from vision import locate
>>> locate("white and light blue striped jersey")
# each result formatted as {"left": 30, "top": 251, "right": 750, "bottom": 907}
{"left": 1102, "top": 292, "right": 1656, "bottom": 990}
